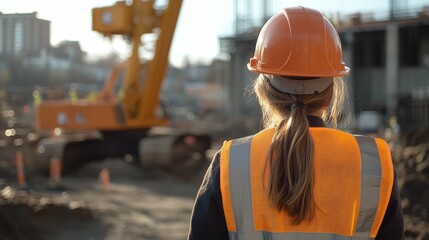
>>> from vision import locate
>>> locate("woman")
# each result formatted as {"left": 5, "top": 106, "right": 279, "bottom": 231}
{"left": 188, "top": 6, "right": 404, "bottom": 240}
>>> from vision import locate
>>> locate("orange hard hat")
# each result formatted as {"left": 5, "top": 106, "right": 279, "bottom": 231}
{"left": 248, "top": 6, "right": 349, "bottom": 77}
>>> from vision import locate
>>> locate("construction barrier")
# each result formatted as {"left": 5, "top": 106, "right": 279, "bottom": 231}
{"left": 49, "top": 157, "right": 62, "bottom": 188}
{"left": 99, "top": 168, "right": 110, "bottom": 193}
{"left": 15, "top": 151, "right": 26, "bottom": 187}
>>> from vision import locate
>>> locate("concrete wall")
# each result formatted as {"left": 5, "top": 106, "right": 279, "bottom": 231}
{"left": 398, "top": 68, "right": 429, "bottom": 95}
{"left": 224, "top": 36, "right": 260, "bottom": 117}
{"left": 351, "top": 67, "right": 429, "bottom": 111}
{"left": 353, "top": 68, "right": 386, "bottom": 110}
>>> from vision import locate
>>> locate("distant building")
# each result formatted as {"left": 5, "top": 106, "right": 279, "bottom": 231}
{"left": 0, "top": 12, "right": 50, "bottom": 57}
{"left": 25, "top": 43, "right": 85, "bottom": 72}
{"left": 52, "top": 40, "right": 85, "bottom": 63}
{"left": 338, "top": 6, "right": 429, "bottom": 130}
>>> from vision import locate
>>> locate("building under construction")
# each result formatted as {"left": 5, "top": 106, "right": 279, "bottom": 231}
{"left": 339, "top": 5, "right": 429, "bottom": 132}
{"left": 220, "top": 0, "right": 429, "bottom": 133}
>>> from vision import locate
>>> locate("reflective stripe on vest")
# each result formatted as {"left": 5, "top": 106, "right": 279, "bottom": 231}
{"left": 220, "top": 128, "right": 393, "bottom": 240}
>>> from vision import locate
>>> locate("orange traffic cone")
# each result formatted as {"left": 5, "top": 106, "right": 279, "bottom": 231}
{"left": 49, "top": 157, "right": 62, "bottom": 188}
{"left": 99, "top": 168, "right": 110, "bottom": 193}
{"left": 15, "top": 151, "right": 26, "bottom": 187}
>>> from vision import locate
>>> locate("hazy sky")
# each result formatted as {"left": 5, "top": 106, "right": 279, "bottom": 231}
{"left": 1, "top": 0, "right": 428, "bottom": 67}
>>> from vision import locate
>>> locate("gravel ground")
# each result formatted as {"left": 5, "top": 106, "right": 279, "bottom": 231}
{"left": 0, "top": 156, "right": 207, "bottom": 240}
{"left": 1, "top": 130, "right": 429, "bottom": 239}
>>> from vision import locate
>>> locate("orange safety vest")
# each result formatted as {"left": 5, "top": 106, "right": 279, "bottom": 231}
{"left": 220, "top": 127, "right": 394, "bottom": 240}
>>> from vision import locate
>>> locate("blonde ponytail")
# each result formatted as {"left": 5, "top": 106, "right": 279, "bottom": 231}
{"left": 253, "top": 74, "right": 351, "bottom": 224}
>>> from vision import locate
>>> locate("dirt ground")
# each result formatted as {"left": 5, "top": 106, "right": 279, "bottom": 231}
{"left": 1, "top": 130, "right": 429, "bottom": 239}
{"left": 0, "top": 149, "right": 211, "bottom": 240}
{"left": 0, "top": 114, "right": 257, "bottom": 240}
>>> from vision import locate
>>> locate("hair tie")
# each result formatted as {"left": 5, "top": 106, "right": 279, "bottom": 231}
{"left": 290, "top": 101, "right": 306, "bottom": 111}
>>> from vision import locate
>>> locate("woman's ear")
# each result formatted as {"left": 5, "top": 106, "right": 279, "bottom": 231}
{"left": 323, "top": 102, "right": 331, "bottom": 109}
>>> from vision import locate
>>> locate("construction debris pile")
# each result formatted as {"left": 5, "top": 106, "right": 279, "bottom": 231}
{"left": 0, "top": 184, "right": 108, "bottom": 240}
{"left": 392, "top": 127, "right": 429, "bottom": 239}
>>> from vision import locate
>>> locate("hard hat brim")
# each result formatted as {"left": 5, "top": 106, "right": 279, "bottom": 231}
{"left": 248, "top": 63, "right": 350, "bottom": 78}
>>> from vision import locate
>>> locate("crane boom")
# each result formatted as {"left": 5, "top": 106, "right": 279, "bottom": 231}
{"left": 138, "top": 0, "right": 182, "bottom": 122}
{"left": 36, "top": 0, "right": 183, "bottom": 130}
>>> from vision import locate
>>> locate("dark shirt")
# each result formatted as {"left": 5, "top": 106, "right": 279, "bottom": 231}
{"left": 188, "top": 116, "right": 404, "bottom": 240}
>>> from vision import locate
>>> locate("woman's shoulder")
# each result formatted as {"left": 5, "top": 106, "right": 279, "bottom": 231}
{"left": 310, "top": 128, "right": 391, "bottom": 151}
{"left": 220, "top": 128, "right": 276, "bottom": 151}
{"left": 311, "top": 127, "right": 388, "bottom": 141}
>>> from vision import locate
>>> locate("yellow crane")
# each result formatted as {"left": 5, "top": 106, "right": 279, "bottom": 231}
{"left": 34, "top": 0, "right": 211, "bottom": 174}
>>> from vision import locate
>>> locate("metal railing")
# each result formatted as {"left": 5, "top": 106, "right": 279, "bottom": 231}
{"left": 338, "top": 6, "right": 429, "bottom": 27}
{"left": 220, "top": 5, "right": 429, "bottom": 37}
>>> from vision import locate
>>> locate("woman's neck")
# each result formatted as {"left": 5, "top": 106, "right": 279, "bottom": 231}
{"left": 307, "top": 108, "right": 325, "bottom": 118}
